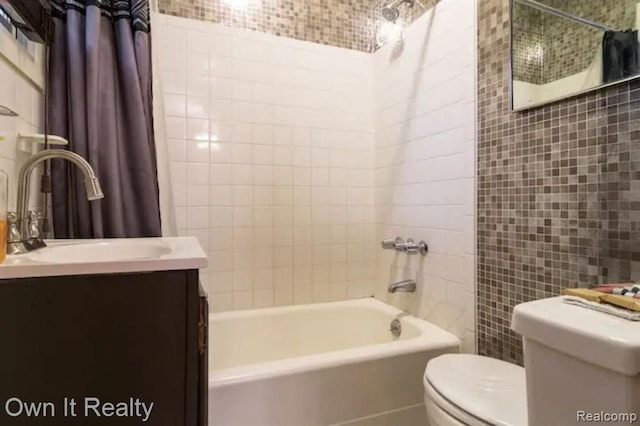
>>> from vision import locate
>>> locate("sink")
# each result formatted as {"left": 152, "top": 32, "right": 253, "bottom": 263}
{"left": 26, "top": 240, "right": 173, "bottom": 264}
{"left": 0, "top": 237, "right": 206, "bottom": 280}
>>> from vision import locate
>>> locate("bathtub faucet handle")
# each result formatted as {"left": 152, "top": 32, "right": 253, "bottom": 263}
{"left": 401, "top": 239, "right": 428, "bottom": 256}
{"left": 381, "top": 237, "right": 403, "bottom": 250}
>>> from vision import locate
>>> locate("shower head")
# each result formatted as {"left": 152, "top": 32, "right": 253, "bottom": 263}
{"left": 381, "top": 6, "right": 400, "bottom": 22}
{"left": 380, "top": 0, "right": 415, "bottom": 22}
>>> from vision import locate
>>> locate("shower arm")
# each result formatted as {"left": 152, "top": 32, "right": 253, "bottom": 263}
{"left": 386, "top": 0, "right": 414, "bottom": 8}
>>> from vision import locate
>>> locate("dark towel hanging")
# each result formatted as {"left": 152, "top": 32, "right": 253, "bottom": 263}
{"left": 603, "top": 30, "right": 640, "bottom": 83}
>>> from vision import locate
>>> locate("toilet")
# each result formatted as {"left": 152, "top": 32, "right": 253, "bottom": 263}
{"left": 424, "top": 296, "right": 640, "bottom": 426}
{"left": 423, "top": 354, "right": 527, "bottom": 426}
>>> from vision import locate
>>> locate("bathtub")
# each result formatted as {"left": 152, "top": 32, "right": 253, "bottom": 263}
{"left": 209, "top": 297, "right": 460, "bottom": 426}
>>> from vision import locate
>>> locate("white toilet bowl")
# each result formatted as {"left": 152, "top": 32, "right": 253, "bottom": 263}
{"left": 423, "top": 354, "right": 528, "bottom": 426}
{"left": 423, "top": 297, "right": 640, "bottom": 426}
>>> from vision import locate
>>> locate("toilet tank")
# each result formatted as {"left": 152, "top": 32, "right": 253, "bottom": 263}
{"left": 512, "top": 297, "right": 640, "bottom": 426}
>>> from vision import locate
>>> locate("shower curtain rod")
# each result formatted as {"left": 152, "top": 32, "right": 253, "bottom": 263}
{"left": 515, "top": 0, "right": 618, "bottom": 33}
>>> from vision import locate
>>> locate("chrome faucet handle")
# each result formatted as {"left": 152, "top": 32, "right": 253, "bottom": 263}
{"left": 7, "top": 212, "right": 21, "bottom": 242}
{"left": 27, "top": 211, "right": 43, "bottom": 237}
{"left": 6, "top": 212, "right": 29, "bottom": 255}
{"left": 400, "top": 239, "right": 428, "bottom": 256}
{"left": 381, "top": 237, "right": 403, "bottom": 250}
{"left": 25, "top": 210, "right": 46, "bottom": 250}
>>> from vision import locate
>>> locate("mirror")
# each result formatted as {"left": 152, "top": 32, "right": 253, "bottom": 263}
{"left": 511, "top": 0, "right": 640, "bottom": 111}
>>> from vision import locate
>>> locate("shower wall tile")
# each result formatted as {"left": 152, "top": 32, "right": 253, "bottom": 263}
{"left": 0, "top": 40, "right": 44, "bottom": 213}
{"left": 154, "top": 13, "right": 375, "bottom": 311}
{"left": 478, "top": 0, "right": 640, "bottom": 365}
{"left": 373, "top": 0, "right": 477, "bottom": 353}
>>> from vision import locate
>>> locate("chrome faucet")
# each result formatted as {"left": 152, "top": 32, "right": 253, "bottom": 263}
{"left": 7, "top": 149, "right": 104, "bottom": 255}
{"left": 388, "top": 279, "right": 416, "bottom": 293}
{"left": 381, "top": 237, "right": 428, "bottom": 255}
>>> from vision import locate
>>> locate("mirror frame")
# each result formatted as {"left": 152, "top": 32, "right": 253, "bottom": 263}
{"left": 509, "top": 0, "right": 640, "bottom": 112}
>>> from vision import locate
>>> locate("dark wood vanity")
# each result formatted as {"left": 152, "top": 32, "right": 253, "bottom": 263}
{"left": 0, "top": 269, "right": 207, "bottom": 426}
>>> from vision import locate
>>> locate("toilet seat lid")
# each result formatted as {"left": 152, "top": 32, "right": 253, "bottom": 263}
{"left": 425, "top": 354, "right": 527, "bottom": 426}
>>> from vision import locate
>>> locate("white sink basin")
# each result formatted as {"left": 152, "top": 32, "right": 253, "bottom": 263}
{"left": 27, "top": 240, "right": 173, "bottom": 264}
{"left": 0, "top": 237, "right": 207, "bottom": 279}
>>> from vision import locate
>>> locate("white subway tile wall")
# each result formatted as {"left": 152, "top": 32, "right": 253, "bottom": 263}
{"left": 154, "top": 0, "right": 476, "bottom": 353}
{"left": 372, "top": 1, "right": 477, "bottom": 353}
{"left": 155, "top": 14, "right": 376, "bottom": 312}
{"left": 0, "top": 54, "right": 44, "bottom": 212}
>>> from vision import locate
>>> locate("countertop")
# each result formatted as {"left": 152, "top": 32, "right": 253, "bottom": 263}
{"left": 0, "top": 237, "right": 208, "bottom": 279}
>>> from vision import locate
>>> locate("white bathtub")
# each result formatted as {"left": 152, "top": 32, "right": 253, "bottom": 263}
{"left": 209, "top": 297, "right": 460, "bottom": 426}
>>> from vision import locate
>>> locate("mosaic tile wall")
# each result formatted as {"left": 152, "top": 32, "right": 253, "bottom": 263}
{"left": 157, "top": 0, "right": 371, "bottom": 51}
{"left": 511, "top": 5, "right": 543, "bottom": 84}
{"left": 478, "top": 0, "right": 640, "bottom": 365}
{"left": 157, "top": 0, "right": 435, "bottom": 52}
{"left": 512, "top": 0, "right": 636, "bottom": 85}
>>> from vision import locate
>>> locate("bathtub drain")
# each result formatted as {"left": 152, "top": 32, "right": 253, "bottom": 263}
{"left": 390, "top": 319, "right": 401, "bottom": 337}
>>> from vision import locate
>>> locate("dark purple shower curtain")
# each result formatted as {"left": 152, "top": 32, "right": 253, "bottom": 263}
{"left": 48, "top": 0, "right": 161, "bottom": 238}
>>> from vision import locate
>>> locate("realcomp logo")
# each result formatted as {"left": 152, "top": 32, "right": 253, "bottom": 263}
{"left": 577, "top": 411, "right": 638, "bottom": 424}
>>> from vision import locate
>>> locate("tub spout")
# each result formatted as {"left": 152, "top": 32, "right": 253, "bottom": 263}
{"left": 388, "top": 279, "right": 416, "bottom": 293}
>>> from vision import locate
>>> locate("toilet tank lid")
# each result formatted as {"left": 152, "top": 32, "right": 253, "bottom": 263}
{"left": 425, "top": 354, "right": 527, "bottom": 426}
{"left": 511, "top": 296, "right": 640, "bottom": 376}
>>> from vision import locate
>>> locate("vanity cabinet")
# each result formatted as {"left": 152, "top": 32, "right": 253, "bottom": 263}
{"left": 0, "top": 269, "right": 207, "bottom": 426}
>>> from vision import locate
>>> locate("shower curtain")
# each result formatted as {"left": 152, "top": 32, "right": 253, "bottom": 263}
{"left": 48, "top": 0, "right": 162, "bottom": 238}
